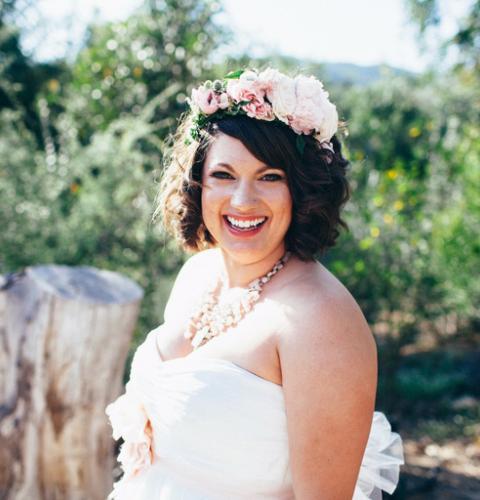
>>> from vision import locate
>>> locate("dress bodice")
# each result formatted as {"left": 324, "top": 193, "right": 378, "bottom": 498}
{"left": 105, "top": 330, "right": 404, "bottom": 499}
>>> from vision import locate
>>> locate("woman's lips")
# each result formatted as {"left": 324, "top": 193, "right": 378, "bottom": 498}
{"left": 223, "top": 215, "right": 268, "bottom": 237}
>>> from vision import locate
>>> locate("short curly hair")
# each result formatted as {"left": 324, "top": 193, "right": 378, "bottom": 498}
{"left": 154, "top": 113, "right": 351, "bottom": 261}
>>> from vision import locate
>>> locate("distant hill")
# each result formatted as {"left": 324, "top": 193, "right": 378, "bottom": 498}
{"left": 321, "top": 62, "right": 416, "bottom": 86}
{"left": 214, "top": 54, "right": 418, "bottom": 87}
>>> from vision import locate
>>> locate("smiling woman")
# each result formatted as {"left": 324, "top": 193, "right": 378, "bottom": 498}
{"left": 105, "top": 68, "right": 404, "bottom": 499}
{"left": 158, "top": 112, "right": 350, "bottom": 263}
{"left": 201, "top": 132, "right": 293, "bottom": 267}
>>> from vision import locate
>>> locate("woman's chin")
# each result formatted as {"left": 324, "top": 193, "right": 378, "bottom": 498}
{"left": 218, "top": 238, "right": 286, "bottom": 266}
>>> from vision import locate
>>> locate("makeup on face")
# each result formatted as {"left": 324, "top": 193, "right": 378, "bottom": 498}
{"left": 201, "top": 133, "right": 292, "bottom": 264}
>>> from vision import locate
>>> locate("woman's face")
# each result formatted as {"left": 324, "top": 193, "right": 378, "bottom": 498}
{"left": 201, "top": 133, "right": 292, "bottom": 265}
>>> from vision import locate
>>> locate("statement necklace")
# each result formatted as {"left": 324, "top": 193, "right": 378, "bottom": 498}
{"left": 184, "top": 251, "right": 292, "bottom": 350}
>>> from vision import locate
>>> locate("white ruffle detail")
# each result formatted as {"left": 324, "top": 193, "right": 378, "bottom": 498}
{"left": 105, "top": 382, "right": 154, "bottom": 499}
{"left": 353, "top": 411, "right": 404, "bottom": 500}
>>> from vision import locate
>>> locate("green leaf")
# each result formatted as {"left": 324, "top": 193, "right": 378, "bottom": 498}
{"left": 224, "top": 69, "right": 244, "bottom": 80}
{"left": 296, "top": 135, "right": 306, "bottom": 155}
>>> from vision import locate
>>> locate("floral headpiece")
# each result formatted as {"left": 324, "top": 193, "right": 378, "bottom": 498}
{"left": 186, "top": 68, "right": 338, "bottom": 155}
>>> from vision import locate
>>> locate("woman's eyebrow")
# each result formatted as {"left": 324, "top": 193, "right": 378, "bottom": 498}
{"left": 211, "top": 162, "right": 280, "bottom": 173}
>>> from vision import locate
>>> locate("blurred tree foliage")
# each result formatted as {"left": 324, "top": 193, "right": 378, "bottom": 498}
{"left": 332, "top": 72, "right": 479, "bottom": 333}
{"left": 407, "top": 0, "right": 480, "bottom": 73}
{"left": 57, "top": 0, "right": 230, "bottom": 143}
{"left": 328, "top": 72, "right": 480, "bottom": 409}
{"left": 0, "top": 0, "right": 478, "bottom": 404}
{"left": 0, "top": 0, "right": 230, "bottom": 335}
{"left": 0, "top": 0, "right": 63, "bottom": 142}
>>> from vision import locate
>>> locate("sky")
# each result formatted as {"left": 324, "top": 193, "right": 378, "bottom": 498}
{"left": 21, "top": 0, "right": 473, "bottom": 73}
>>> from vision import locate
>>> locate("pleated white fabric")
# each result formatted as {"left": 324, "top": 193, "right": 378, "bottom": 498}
{"left": 105, "top": 330, "right": 404, "bottom": 499}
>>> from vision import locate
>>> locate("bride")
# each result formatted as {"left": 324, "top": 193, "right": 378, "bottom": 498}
{"left": 105, "top": 68, "right": 404, "bottom": 499}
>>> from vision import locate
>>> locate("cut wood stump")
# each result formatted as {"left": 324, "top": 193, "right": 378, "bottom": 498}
{"left": 0, "top": 265, "right": 144, "bottom": 500}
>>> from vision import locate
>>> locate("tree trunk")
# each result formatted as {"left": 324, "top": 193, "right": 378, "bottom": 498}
{"left": 0, "top": 265, "right": 143, "bottom": 500}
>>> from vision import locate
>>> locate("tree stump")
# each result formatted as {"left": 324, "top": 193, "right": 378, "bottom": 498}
{"left": 0, "top": 265, "right": 144, "bottom": 500}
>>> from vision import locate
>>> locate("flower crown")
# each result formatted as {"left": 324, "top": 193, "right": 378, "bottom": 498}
{"left": 186, "top": 68, "right": 338, "bottom": 155}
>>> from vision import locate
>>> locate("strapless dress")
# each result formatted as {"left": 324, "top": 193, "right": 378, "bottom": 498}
{"left": 105, "top": 329, "right": 404, "bottom": 499}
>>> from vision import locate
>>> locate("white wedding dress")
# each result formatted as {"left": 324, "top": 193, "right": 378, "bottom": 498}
{"left": 105, "top": 329, "right": 404, "bottom": 499}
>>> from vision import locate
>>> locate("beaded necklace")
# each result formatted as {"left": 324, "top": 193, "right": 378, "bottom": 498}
{"left": 184, "top": 251, "right": 291, "bottom": 349}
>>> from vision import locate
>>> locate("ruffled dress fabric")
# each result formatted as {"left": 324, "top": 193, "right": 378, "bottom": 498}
{"left": 105, "top": 330, "right": 404, "bottom": 499}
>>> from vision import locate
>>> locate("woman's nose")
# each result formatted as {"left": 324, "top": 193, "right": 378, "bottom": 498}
{"left": 230, "top": 180, "right": 258, "bottom": 209}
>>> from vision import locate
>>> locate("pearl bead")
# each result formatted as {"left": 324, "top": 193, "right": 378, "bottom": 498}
{"left": 187, "top": 252, "right": 291, "bottom": 349}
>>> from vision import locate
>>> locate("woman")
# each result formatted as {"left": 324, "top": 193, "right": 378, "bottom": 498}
{"left": 105, "top": 68, "right": 404, "bottom": 499}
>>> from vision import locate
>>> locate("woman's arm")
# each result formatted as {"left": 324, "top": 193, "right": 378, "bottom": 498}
{"left": 278, "top": 291, "right": 378, "bottom": 500}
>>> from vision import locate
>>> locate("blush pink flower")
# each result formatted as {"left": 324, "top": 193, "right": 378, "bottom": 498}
{"left": 226, "top": 71, "right": 265, "bottom": 104}
{"left": 117, "top": 419, "right": 153, "bottom": 478}
{"left": 288, "top": 75, "right": 338, "bottom": 139}
{"left": 190, "top": 86, "right": 219, "bottom": 114}
{"left": 242, "top": 99, "right": 275, "bottom": 120}
{"left": 258, "top": 68, "right": 297, "bottom": 124}
{"left": 190, "top": 86, "right": 230, "bottom": 115}
{"left": 105, "top": 387, "right": 153, "bottom": 479}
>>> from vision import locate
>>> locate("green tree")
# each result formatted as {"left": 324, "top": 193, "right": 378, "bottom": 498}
{"left": 0, "top": 0, "right": 231, "bottom": 337}
{"left": 56, "top": 0, "right": 230, "bottom": 144}
{"left": 406, "top": 0, "right": 480, "bottom": 73}
{"left": 0, "top": 0, "right": 63, "bottom": 143}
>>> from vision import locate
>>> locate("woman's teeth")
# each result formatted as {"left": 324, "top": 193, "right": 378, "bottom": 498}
{"left": 226, "top": 216, "right": 267, "bottom": 230}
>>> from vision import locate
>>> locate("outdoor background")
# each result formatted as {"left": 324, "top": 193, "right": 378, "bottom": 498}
{"left": 1, "top": 0, "right": 479, "bottom": 497}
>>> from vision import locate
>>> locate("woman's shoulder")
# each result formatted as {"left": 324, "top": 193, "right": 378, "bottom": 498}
{"left": 162, "top": 248, "right": 220, "bottom": 324}
{"left": 274, "top": 258, "right": 377, "bottom": 369}
{"left": 272, "top": 257, "right": 351, "bottom": 312}
{"left": 168, "top": 248, "right": 220, "bottom": 294}
{"left": 178, "top": 248, "right": 221, "bottom": 279}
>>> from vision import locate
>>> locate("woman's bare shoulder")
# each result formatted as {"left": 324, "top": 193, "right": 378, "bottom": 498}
{"left": 169, "top": 248, "right": 220, "bottom": 294}
{"left": 156, "top": 249, "right": 221, "bottom": 358}
{"left": 275, "top": 260, "right": 377, "bottom": 364}
{"left": 179, "top": 248, "right": 220, "bottom": 275}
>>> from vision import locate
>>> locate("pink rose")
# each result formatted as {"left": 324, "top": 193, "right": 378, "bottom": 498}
{"left": 242, "top": 99, "right": 275, "bottom": 120}
{"left": 226, "top": 72, "right": 266, "bottom": 105}
{"left": 190, "top": 86, "right": 231, "bottom": 114}
{"left": 191, "top": 86, "right": 219, "bottom": 114}
{"left": 225, "top": 72, "right": 275, "bottom": 121}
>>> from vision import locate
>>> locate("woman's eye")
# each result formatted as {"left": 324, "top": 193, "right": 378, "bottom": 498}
{"left": 261, "top": 173, "right": 284, "bottom": 182}
{"left": 211, "top": 171, "right": 234, "bottom": 180}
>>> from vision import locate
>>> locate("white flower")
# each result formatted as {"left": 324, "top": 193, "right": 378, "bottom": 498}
{"left": 289, "top": 75, "right": 338, "bottom": 140}
{"left": 313, "top": 99, "right": 338, "bottom": 143}
{"left": 105, "top": 386, "right": 153, "bottom": 478}
{"left": 258, "top": 68, "right": 297, "bottom": 124}
{"left": 239, "top": 69, "right": 259, "bottom": 82}
{"left": 117, "top": 426, "right": 153, "bottom": 478}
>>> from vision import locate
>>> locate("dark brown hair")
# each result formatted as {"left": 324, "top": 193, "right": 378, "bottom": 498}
{"left": 155, "top": 113, "right": 351, "bottom": 261}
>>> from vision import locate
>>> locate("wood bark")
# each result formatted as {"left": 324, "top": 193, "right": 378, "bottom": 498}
{"left": 0, "top": 265, "right": 143, "bottom": 500}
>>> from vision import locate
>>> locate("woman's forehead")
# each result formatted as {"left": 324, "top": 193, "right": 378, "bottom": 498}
{"left": 205, "top": 134, "right": 273, "bottom": 171}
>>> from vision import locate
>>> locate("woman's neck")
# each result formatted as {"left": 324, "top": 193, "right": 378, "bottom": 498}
{"left": 218, "top": 244, "right": 288, "bottom": 289}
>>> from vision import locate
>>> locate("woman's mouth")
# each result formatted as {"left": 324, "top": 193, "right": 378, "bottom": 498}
{"left": 223, "top": 215, "right": 268, "bottom": 236}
